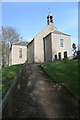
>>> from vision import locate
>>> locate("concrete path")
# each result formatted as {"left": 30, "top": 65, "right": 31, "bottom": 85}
{"left": 13, "top": 64, "right": 78, "bottom": 118}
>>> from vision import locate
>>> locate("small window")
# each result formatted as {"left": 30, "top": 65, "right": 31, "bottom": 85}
{"left": 19, "top": 48, "right": 22, "bottom": 58}
{"left": 60, "top": 39, "right": 64, "bottom": 47}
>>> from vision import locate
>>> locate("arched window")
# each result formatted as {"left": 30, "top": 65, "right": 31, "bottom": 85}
{"left": 19, "top": 48, "right": 22, "bottom": 58}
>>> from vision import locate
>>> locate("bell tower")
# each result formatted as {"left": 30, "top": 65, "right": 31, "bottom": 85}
{"left": 47, "top": 13, "right": 54, "bottom": 25}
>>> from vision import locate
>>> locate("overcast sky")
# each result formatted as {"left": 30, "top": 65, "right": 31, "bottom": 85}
{"left": 2, "top": 2, "right": 78, "bottom": 46}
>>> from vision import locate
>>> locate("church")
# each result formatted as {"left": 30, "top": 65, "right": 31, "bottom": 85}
{"left": 9, "top": 41, "right": 28, "bottom": 65}
{"left": 10, "top": 13, "right": 72, "bottom": 65}
{"left": 27, "top": 13, "right": 72, "bottom": 63}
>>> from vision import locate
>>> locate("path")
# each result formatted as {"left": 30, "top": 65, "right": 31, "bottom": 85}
{"left": 13, "top": 64, "right": 78, "bottom": 118}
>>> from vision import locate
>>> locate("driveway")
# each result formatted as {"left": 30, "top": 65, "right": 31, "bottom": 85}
{"left": 13, "top": 64, "right": 78, "bottom": 118}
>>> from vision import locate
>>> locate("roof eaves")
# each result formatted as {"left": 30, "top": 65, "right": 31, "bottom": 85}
{"left": 27, "top": 38, "right": 34, "bottom": 46}
{"left": 52, "top": 30, "right": 71, "bottom": 36}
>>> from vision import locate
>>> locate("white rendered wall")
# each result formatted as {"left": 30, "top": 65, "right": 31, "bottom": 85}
{"left": 52, "top": 33, "right": 72, "bottom": 61}
{"left": 34, "top": 24, "right": 57, "bottom": 62}
{"left": 12, "top": 45, "right": 27, "bottom": 65}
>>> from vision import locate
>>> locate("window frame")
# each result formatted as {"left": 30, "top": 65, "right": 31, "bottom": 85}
{"left": 60, "top": 39, "right": 64, "bottom": 48}
{"left": 19, "top": 48, "right": 22, "bottom": 58}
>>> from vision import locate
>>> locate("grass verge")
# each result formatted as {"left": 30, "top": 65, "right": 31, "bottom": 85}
{"left": 40, "top": 59, "right": 79, "bottom": 99}
{"left": 0, "top": 64, "right": 23, "bottom": 99}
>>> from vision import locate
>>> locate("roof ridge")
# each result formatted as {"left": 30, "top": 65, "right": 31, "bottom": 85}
{"left": 52, "top": 30, "right": 71, "bottom": 36}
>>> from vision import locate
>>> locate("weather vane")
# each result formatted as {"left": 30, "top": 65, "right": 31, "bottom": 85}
{"left": 48, "top": 8, "right": 51, "bottom": 14}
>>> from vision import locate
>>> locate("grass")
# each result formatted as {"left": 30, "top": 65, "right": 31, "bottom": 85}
{"left": 40, "top": 59, "right": 79, "bottom": 98}
{"left": 0, "top": 64, "right": 23, "bottom": 99}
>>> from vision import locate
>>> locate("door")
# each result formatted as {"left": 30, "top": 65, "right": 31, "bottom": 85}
{"left": 64, "top": 51, "right": 67, "bottom": 59}
{"left": 55, "top": 54, "right": 57, "bottom": 60}
{"left": 58, "top": 52, "right": 61, "bottom": 60}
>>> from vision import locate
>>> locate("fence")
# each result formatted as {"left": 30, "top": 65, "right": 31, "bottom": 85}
{"left": 2, "top": 62, "right": 27, "bottom": 118}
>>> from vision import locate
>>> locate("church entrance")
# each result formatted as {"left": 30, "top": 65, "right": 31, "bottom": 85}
{"left": 64, "top": 51, "right": 67, "bottom": 59}
{"left": 58, "top": 52, "right": 61, "bottom": 60}
{"left": 55, "top": 54, "right": 57, "bottom": 60}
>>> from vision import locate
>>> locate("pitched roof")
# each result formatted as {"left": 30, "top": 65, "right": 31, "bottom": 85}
{"left": 13, "top": 41, "right": 29, "bottom": 46}
{"left": 28, "top": 24, "right": 57, "bottom": 46}
{"left": 52, "top": 30, "right": 71, "bottom": 36}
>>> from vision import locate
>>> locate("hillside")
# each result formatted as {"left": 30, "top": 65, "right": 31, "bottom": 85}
{"left": 41, "top": 59, "right": 79, "bottom": 99}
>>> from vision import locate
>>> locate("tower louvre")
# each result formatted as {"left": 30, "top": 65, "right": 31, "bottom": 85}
{"left": 47, "top": 13, "right": 53, "bottom": 25}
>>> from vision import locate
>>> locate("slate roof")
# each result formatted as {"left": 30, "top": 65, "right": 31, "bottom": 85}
{"left": 52, "top": 30, "right": 71, "bottom": 36}
{"left": 13, "top": 41, "right": 29, "bottom": 46}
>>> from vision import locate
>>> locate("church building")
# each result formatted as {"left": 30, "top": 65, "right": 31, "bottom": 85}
{"left": 9, "top": 41, "right": 28, "bottom": 65}
{"left": 27, "top": 13, "right": 72, "bottom": 63}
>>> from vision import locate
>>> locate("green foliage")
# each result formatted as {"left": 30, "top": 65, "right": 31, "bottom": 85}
{"left": 0, "top": 64, "right": 23, "bottom": 99}
{"left": 2, "top": 80, "right": 13, "bottom": 99}
{"left": 1, "top": 64, "right": 23, "bottom": 80}
{"left": 41, "top": 59, "right": 79, "bottom": 98}
{"left": 72, "top": 43, "right": 77, "bottom": 56}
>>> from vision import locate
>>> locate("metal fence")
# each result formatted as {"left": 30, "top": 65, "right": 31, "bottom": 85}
{"left": 2, "top": 62, "right": 27, "bottom": 118}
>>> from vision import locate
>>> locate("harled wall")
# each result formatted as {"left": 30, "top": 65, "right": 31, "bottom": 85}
{"left": 51, "top": 33, "right": 72, "bottom": 61}
{"left": 34, "top": 24, "right": 57, "bottom": 62}
{"left": 11, "top": 45, "right": 27, "bottom": 65}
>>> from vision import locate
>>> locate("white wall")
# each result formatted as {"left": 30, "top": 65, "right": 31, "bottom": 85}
{"left": 34, "top": 24, "right": 57, "bottom": 62}
{"left": 52, "top": 33, "right": 72, "bottom": 61}
{"left": 11, "top": 45, "right": 27, "bottom": 65}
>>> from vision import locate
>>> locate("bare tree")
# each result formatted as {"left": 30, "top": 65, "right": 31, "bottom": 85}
{"left": 1, "top": 26, "right": 23, "bottom": 67}
{"left": 2, "top": 26, "right": 22, "bottom": 44}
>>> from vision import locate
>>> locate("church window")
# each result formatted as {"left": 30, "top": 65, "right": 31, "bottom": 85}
{"left": 19, "top": 48, "right": 22, "bottom": 58}
{"left": 60, "top": 39, "right": 64, "bottom": 47}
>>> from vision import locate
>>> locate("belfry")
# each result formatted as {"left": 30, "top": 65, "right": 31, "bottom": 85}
{"left": 47, "top": 13, "right": 54, "bottom": 25}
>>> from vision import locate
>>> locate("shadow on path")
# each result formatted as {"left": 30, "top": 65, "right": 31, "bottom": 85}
{"left": 13, "top": 64, "right": 78, "bottom": 118}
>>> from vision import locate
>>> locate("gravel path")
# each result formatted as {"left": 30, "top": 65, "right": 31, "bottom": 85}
{"left": 13, "top": 64, "right": 78, "bottom": 118}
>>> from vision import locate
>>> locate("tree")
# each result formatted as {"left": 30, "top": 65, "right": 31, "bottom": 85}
{"left": 72, "top": 43, "right": 77, "bottom": 56}
{"left": 2, "top": 26, "right": 22, "bottom": 44}
{"left": 0, "top": 26, "right": 23, "bottom": 67}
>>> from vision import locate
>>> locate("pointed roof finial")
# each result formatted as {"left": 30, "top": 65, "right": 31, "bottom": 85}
{"left": 48, "top": 7, "right": 50, "bottom": 14}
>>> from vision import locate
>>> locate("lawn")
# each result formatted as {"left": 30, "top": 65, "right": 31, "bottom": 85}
{"left": 0, "top": 64, "right": 23, "bottom": 99}
{"left": 40, "top": 59, "right": 79, "bottom": 98}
